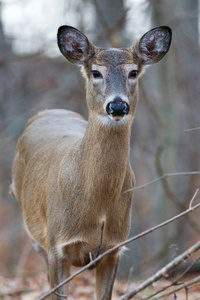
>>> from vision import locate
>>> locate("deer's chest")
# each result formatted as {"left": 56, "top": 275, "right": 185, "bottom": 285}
{"left": 58, "top": 211, "right": 129, "bottom": 267}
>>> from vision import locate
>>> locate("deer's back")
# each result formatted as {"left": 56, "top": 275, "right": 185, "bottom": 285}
{"left": 25, "top": 109, "right": 87, "bottom": 143}
{"left": 11, "top": 109, "right": 87, "bottom": 209}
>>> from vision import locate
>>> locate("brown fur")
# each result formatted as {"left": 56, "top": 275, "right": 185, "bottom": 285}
{"left": 10, "top": 25, "right": 171, "bottom": 299}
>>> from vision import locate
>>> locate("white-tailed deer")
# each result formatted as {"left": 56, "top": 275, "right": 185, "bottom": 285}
{"left": 10, "top": 25, "right": 172, "bottom": 299}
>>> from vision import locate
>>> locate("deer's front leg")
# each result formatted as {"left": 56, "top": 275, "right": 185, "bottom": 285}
{"left": 96, "top": 252, "right": 119, "bottom": 300}
{"left": 48, "top": 248, "right": 69, "bottom": 300}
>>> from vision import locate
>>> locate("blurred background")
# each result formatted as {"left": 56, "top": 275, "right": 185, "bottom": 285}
{"left": 0, "top": 0, "right": 200, "bottom": 282}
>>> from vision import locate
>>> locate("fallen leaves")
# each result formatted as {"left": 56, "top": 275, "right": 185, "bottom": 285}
{"left": 0, "top": 272, "right": 200, "bottom": 299}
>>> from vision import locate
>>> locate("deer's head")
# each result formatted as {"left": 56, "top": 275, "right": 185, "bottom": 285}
{"left": 57, "top": 26, "right": 172, "bottom": 127}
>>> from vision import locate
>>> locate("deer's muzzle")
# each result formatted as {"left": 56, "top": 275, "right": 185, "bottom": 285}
{"left": 106, "top": 97, "right": 129, "bottom": 118}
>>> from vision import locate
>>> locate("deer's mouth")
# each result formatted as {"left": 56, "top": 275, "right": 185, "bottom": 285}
{"left": 97, "top": 114, "right": 132, "bottom": 127}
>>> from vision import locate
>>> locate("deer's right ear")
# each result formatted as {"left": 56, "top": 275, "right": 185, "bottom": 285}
{"left": 57, "top": 26, "right": 95, "bottom": 65}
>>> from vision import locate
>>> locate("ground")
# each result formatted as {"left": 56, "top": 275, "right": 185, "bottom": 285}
{"left": 1, "top": 231, "right": 200, "bottom": 299}
{"left": 0, "top": 271, "right": 200, "bottom": 299}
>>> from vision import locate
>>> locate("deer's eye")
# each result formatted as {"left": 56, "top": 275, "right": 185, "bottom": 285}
{"left": 91, "top": 70, "right": 102, "bottom": 79}
{"left": 128, "top": 70, "right": 139, "bottom": 79}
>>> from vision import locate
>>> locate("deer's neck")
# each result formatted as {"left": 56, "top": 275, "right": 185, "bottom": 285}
{"left": 80, "top": 114, "right": 132, "bottom": 203}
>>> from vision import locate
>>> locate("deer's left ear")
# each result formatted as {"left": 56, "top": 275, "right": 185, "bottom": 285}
{"left": 134, "top": 26, "right": 172, "bottom": 65}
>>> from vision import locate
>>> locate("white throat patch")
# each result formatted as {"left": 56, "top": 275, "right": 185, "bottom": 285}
{"left": 97, "top": 114, "right": 132, "bottom": 127}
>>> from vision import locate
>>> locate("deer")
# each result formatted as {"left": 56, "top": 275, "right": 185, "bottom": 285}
{"left": 10, "top": 25, "right": 172, "bottom": 299}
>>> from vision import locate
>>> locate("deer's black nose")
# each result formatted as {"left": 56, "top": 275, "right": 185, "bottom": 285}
{"left": 106, "top": 97, "right": 129, "bottom": 117}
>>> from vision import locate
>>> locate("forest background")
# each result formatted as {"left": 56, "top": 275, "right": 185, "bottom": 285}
{"left": 0, "top": 0, "right": 200, "bottom": 298}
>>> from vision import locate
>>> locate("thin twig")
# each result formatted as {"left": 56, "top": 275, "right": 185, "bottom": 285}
{"left": 187, "top": 282, "right": 200, "bottom": 290}
{"left": 38, "top": 190, "right": 200, "bottom": 300}
{"left": 119, "top": 242, "right": 200, "bottom": 300}
{"left": 54, "top": 291, "right": 68, "bottom": 299}
{"left": 144, "top": 255, "right": 200, "bottom": 300}
{"left": 150, "top": 275, "right": 200, "bottom": 300}
{"left": 184, "top": 127, "right": 200, "bottom": 132}
{"left": 154, "top": 146, "right": 200, "bottom": 234}
{"left": 124, "top": 171, "right": 200, "bottom": 193}
{"left": 189, "top": 188, "right": 199, "bottom": 209}
{"left": 89, "top": 252, "right": 93, "bottom": 262}
{"left": 141, "top": 82, "right": 200, "bottom": 234}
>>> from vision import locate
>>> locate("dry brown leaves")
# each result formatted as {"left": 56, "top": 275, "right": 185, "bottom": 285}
{"left": 0, "top": 272, "right": 200, "bottom": 300}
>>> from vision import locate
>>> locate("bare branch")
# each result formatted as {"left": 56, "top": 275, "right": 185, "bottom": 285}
{"left": 119, "top": 242, "right": 200, "bottom": 300}
{"left": 53, "top": 291, "right": 68, "bottom": 299}
{"left": 140, "top": 82, "right": 200, "bottom": 233}
{"left": 124, "top": 171, "right": 200, "bottom": 193}
{"left": 150, "top": 275, "right": 200, "bottom": 300}
{"left": 89, "top": 251, "right": 93, "bottom": 262}
{"left": 144, "top": 255, "right": 200, "bottom": 300}
{"left": 189, "top": 188, "right": 199, "bottom": 209}
{"left": 154, "top": 145, "right": 200, "bottom": 234}
{"left": 38, "top": 190, "right": 200, "bottom": 300}
{"left": 184, "top": 127, "right": 200, "bottom": 132}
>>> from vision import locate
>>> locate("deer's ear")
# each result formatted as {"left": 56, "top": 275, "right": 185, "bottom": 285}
{"left": 134, "top": 26, "right": 172, "bottom": 66}
{"left": 57, "top": 26, "right": 95, "bottom": 65}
